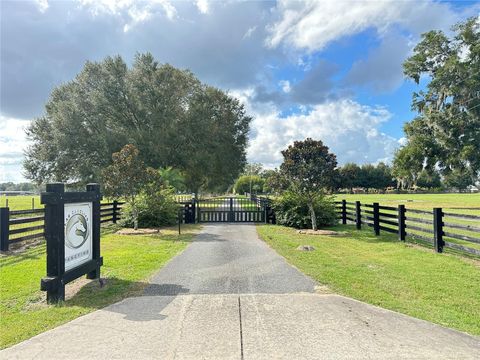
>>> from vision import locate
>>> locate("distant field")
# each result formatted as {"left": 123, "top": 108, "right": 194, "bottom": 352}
{"left": 0, "top": 196, "right": 41, "bottom": 211}
{"left": 2, "top": 193, "right": 479, "bottom": 212}
{"left": 0, "top": 195, "right": 118, "bottom": 211}
{"left": 339, "top": 193, "right": 480, "bottom": 214}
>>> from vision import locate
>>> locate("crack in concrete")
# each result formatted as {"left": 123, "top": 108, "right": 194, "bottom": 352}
{"left": 238, "top": 296, "right": 244, "bottom": 360}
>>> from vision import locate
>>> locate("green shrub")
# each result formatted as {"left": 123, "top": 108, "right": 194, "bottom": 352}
{"left": 234, "top": 175, "right": 265, "bottom": 194}
{"left": 120, "top": 187, "right": 178, "bottom": 228}
{"left": 273, "top": 190, "right": 337, "bottom": 229}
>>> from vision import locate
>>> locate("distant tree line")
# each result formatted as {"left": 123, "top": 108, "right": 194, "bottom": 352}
{"left": 236, "top": 159, "right": 463, "bottom": 195}
{"left": 336, "top": 163, "right": 395, "bottom": 192}
{"left": 0, "top": 182, "right": 41, "bottom": 192}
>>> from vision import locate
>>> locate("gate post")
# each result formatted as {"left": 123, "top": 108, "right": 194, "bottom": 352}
{"left": 86, "top": 183, "right": 102, "bottom": 280}
{"left": 191, "top": 199, "right": 196, "bottom": 223}
{"left": 229, "top": 197, "right": 234, "bottom": 222}
{"left": 0, "top": 207, "right": 9, "bottom": 252}
{"left": 43, "top": 183, "right": 66, "bottom": 303}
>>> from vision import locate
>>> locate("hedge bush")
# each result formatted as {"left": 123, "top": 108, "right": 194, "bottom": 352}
{"left": 273, "top": 190, "right": 337, "bottom": 229}
{"left": 120, "top": 187, "right": 178, "bottom": 228}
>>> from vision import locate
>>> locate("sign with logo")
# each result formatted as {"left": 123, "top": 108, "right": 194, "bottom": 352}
{"left": 41, "top": 183, "right": 103, "bottom": 303}
{"left": 64, "top": 203, "right": 92, "bottom": 271}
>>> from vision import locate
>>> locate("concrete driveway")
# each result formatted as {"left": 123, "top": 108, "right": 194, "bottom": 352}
{"left": 2, "top": 224, "right": 479, "bottom": 359}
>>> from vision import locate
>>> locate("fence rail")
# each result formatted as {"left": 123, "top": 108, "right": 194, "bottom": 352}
{"left": 0, "top": 201, "right": 124, "bottom": 251}
{"left": 336, "top": 200, "right": 480, "bottom": 257}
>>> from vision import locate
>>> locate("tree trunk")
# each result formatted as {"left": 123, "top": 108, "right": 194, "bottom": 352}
{"left": 308, "top": 202, "right": 317, "bottom": 231}
{"left": 132, "top": 196, "right": 138, "bottom": 230}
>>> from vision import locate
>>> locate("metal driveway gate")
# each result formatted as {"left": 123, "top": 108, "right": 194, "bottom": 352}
{"left": 197, "top": 197, "right": 266, "bottom": 223}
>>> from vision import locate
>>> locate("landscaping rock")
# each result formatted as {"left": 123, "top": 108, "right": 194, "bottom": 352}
{"left": 296, "top": 245, "right": 316, "bottom": 251}
{"left": 116, "top": 228, "right": 160, "bottom": 235}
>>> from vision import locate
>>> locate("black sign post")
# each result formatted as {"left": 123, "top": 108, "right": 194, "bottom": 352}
{"left": 40, "top": 183, "right": 103, "bottom": 303}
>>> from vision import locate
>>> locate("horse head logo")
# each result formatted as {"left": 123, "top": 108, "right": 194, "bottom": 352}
{"left": 74, "top": 220, "right": 86, "bottom": 237}
{"left": 65, "top": 214, "right": 89, "bottom": 249}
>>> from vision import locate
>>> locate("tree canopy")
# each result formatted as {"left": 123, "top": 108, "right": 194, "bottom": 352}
{"left": 398, "top": 17, "right": 480, "bottom": 188}
{"left": 24, "top": 53, "right": 251, "bottom": 193}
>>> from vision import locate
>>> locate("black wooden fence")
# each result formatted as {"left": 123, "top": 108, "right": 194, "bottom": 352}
{"left": 0, "top": 201, "right": 123, "bottom": 251}
{"left": 336, "top": 200, "right": 480, "bottom": 257}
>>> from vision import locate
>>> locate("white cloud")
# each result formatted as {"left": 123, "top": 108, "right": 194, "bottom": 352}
{"left": 279, "top": 80, "right": 291, "bottom": 93}
{"left": 243, "top": 26, "right": 257, "bottom": 39}
{"left": 0, "top": 115, "right": 31, "bottom": 182}
{"left": 398, "top": 137, "right": 408, "bottom": 146}
{"left": 78, "top": 0, "right": 178, "bottom": 32}
{"left": 266, "top": 0, "right": 460, "bottom": 52}
{"left": 34, "top": 0, "right": 49, "bottom": 13}
{"left": 195, "top": 0, "right": 209, "bottom": 15}
{"left": 238, "top": 93, "right": 398, "bottom": 168}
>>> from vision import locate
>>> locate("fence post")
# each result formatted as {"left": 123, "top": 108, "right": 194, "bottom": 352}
{"left": 433, "top": 208, "right": 444, "bottom": 253}
{"left": 191, "top": 198, "right": 196, "bottom": 223}
{"left": 112, "top": 200, "right": 118, "bottom": 224}
{"left": 398, "top": 205, "right": 406, "bottom": 241}
{"left": 178, "top": 208, "right": 182, "bottom": 235}
{"left": 341, "top": 200, "right": 347, "bottom": 224}
{"left": 0, "top": 207, "right": 9, "bottom": 251}
{"left": 373, "top": 202, "right": 380, "bottom": 236}
{"left": 32, "top": 197, "right": 35, "bottom": 210}
{"left": 355, "top": 201, "right": 362, "bottom": 230}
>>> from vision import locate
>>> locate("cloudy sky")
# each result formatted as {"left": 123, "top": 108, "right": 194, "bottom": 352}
{"left": 1, "top": 0, "right": 479, "bottom": 182}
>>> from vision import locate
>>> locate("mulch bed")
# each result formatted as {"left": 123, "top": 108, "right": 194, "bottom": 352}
{"left": 297, "top": 229, "right": 346, "bottom": 236}
{"left": 116, "top": 228, "right": 161, "bottom": 235}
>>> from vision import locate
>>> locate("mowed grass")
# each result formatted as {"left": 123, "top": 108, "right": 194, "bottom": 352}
{"left": 0, "top": 224, "right": 201, "bottom": 349}
{"left": 257, "top": 224, "right": 480, "bottom": 336}
{"left": 0, "top": 196, "right": 41, "bottom": 211}
{"left": 339, "top": 193, "right": 480, "bottom": 213}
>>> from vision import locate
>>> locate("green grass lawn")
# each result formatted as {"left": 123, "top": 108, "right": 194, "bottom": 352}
{"left": 257, "top": 224, "right": 480, "bottom": 336}
{"left": 0, "top": 224, "right": 201, "bottom": 349}
{"left": 0, "top": 196, "right": 41, "bottom": 211}
{"left": 339, "top": 193, "right": 480, "bottom": 213}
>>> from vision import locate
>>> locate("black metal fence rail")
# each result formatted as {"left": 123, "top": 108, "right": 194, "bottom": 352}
{"left": 0, "top": 201, "right": 124, "bottom": 252}
{"left": 336, "top": 200, "right": 480, "bottom": 257}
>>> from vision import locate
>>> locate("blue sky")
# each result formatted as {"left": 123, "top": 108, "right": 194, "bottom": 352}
{"left": 1, "top": 0, "right": 479, "bottom": 182}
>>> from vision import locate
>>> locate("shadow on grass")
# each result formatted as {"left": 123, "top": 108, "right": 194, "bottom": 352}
{"left": 0, "top": 246, "right": 45, "bottom": 267}
{"left": 309, "top": 224, "right": 401, "bottom": 244}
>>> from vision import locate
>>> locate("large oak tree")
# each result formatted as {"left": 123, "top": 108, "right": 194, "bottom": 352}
{"left": 24, "top": 53, "right": 251, "bottom": 194}
{"left": 398, "top": 17, "right": 480, "bottom": 188}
